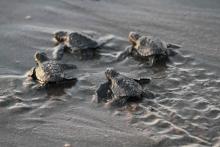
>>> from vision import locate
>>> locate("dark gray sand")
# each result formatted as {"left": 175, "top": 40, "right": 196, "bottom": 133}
{"left": 0, "top": 0, "right": 220, "bottom": 146}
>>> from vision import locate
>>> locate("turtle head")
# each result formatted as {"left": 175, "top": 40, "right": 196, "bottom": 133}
{"left": 34, "top": 52, "right": 49, "bottom": 64}
{"left": 128, "top": 32, "right": 141, "bottom": 46}
{"left": 105, "top": 68, "right": 119, "bottom": 80}
{"left": 54, "top": 31, "right": 68, "bottom": 43}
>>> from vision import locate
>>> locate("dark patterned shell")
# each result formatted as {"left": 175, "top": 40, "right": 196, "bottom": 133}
{"left": 68, "top": 32, "right": 99, "bottom": 50}
{"left": 35, "top": 61, "right": 64, "bottom": 83}
{"left": 110, "top": 74, "right": 143, "bottom": 98}
{"left": 135, "top": 36, "right": 167, "bottom": 57}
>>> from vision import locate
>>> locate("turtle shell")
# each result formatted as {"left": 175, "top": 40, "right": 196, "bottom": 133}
{"left": 135, "top": 36, "right": 167, "bottom": 57}
{"left": 110, "top": 74, "right": 143, "bottom": 99}
{"left": 35, "top": 60, "right": 64, "bottom": 83}
{"left": 68, "top": 32, "right": 99, "bottom": 50}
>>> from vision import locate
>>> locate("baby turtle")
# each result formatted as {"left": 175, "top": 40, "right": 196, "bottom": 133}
{"left": 93, "top": 68, "right": 154, "bottom": 107}
{"left": 117, "top": 32, "right": 181, "bottom": 65}
{"left": 53, "top": 31, "right": 112, "bottom": 60}
{"left": 27, "top": 52, "right": 77, "bottom": 85}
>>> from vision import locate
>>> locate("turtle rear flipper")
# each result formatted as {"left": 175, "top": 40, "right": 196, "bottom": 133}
{"left": 166, "top": 48, "right": 178, "bottom": 56}
{"left": 54, "top": 77, "right": 77, "bottom": 87}
{"left": 60, "top": 63, "right": 77, "bottom": 70}
{"left": 167, "top": 43, "right": 181, "bottom": 49}
{"left": 45, "top": 77, "right": 77, "bottom": 88}
{"left": 134, "top": 78, "right": 151, "bottom": 86}
{"left": 142, "top": 91, "right": 156, "bottom": 99}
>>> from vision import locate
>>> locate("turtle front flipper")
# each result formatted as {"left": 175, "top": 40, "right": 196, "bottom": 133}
{"left": 93, "top": 81, "right": 112, "bottom": 103}
{"left": 134, "top": 78, "right": 151, "bottom": 86}
{"left": 116, "top": 46, "right": 132, "bottom": 62}
{"left": 26, "top": 67, "right": 36, "bottom": 79}
{"left": 52, "top": 44, "right": 66, "bottom": 60}
{"left": 167, "top": 43, "right": 181, "bottom": 49}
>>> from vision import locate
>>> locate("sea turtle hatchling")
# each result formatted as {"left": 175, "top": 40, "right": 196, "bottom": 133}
{"left": 53, "top": 31, "right": 113, "bottom": 60}
{"left": 27, "top": 52, "right": 77, "bottom": 85}
{"left": 117, "top": 32, "right": 181, "bottom": 65}
{"left": 93, "top": 68, "right": 154, "bottom": 107}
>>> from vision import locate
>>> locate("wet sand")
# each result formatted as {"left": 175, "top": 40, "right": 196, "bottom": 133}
{"left": 0, "top": 0, "right": 220, "bottom": 146}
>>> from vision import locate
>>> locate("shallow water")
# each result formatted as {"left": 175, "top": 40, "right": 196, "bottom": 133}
{"left": 0, "top": 0, "right": 220, "bottom": 147}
